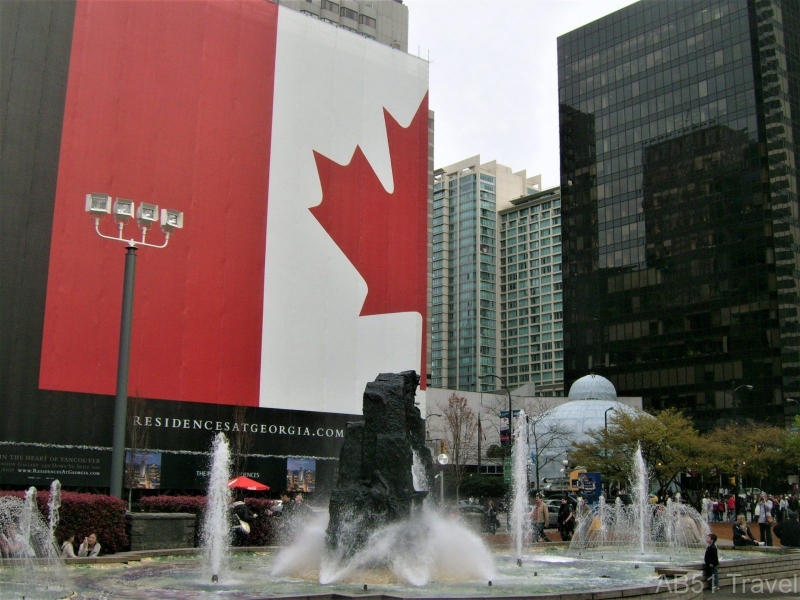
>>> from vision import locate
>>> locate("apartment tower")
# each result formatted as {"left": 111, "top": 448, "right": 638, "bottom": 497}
{"left": 431, "top": 157, "right": 540, "bottom": 391}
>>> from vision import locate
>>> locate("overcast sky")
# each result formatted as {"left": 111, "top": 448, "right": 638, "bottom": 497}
{"left": 405, "top": 0, "right": 638, "bottom": 188}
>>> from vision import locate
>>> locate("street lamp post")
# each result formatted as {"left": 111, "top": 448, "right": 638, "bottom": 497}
{"left": 731, "top": 382, "right": 753, "bottom": 424}
{"left": 603, "top": 407, "right": 615, "bottom": 493}
{"left": 479, "top": 373, "right": 512, "bottom": 444}
{"left": 85, "top": 193, "right": 184, "bottom": 499}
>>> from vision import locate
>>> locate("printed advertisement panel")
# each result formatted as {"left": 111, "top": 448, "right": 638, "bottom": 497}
{"left": 38, "top": 1, "right": 428, "bottom": 416}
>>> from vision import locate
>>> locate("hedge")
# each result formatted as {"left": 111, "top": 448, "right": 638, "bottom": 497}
{"left": 138, "top": 494, "right": 279, "bottom": 546}
{"left": 0, "top": 490, "right": 128, "bottom": 554}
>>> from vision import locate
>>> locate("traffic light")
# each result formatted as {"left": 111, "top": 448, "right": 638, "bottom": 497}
{"left": 438, "top": 440, "right": 447, "bottom": 455}
{"left": 729, "top": 476, "right": 736, "bottom": 485}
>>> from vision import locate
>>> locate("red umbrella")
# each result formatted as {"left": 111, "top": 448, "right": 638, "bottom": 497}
{"left": 227, "top": 476, "right": 269, "bottom": 491}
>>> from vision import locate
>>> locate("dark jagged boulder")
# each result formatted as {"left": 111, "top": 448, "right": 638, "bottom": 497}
{"left": 325, "top": 371, "right": 434, "bottom": 555}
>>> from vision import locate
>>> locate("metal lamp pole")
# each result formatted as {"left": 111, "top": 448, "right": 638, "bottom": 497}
{"left": 479, "top": 373, "right": 511, "bottom": 443}
{"left": 604, "top": 407, "right": 615, "bottom": 496}
{"left": 85, "top": 193, "right": 183, "bottom": 498}
{"left": 110, "top": 246, "right": 138, "bottom": 500}
{"left": 732, "top": 382, "right": 753, "bottom": 424}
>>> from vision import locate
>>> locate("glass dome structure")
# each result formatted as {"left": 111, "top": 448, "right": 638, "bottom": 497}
{"left": 533, "top": 374, "right": 644, "bottom": 487}
{"left": 567, "top": 373, "right": 618, "bottom": 402}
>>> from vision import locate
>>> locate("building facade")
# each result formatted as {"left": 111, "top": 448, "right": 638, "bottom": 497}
{"left": 278, "top": 0, "right": 408, "bottom": 51}
{"left": 499, "top": 187, "right": 564, "bottom": 395}
{"left": 559, "top": 0, "right": 800, "bottom": 428}
{"left": 0, "top": 0, "right": 428, "bottom": 493}
{"left": 430, "top": 157, "right": 540, "bottom": 391}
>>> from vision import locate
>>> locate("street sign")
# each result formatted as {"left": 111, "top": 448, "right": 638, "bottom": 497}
{"left": 437, "top": 453, "right": 449, "bottom": 466}
{"left": 503, "top": 456, "right": 512, "bottom": 483}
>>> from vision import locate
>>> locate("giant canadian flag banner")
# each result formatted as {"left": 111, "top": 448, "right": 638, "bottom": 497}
{"left": 40, "top": 0, "right": 429, "bottom": 416}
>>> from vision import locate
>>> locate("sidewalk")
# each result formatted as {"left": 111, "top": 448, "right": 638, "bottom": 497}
{"left": 708, "top": 578, "right": 800, "bottom": 598}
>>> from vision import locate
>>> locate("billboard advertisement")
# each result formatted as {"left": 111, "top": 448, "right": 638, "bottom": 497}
{"left": 0, "top": 0, "right": 428, "bottom": 490}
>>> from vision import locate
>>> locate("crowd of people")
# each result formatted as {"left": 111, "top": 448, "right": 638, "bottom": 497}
{"left": 0, "top": 524, "right": 100, "bottom": 559}
{"left": 703, "top": 491, "right": 800, "bottom": 548}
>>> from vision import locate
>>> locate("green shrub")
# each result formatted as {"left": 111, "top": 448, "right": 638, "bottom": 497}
{"left": 139, "top": 495, "right": 206, "bottom": 514}
{"left": 243, "top": 498, "right": 279, "bottom": 546}
{"left": 1, "top": 490, "right": 128, "bottom": 554}
{"left": 138, "top": 494, "right": 279, "bottom": 546}
{"left": 459, "top": 475, "right": 508, "bottom": 500}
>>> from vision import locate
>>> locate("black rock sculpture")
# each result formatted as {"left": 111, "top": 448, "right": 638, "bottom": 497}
{"left": 325, "top": 371, "right": 434, "bottom": 555}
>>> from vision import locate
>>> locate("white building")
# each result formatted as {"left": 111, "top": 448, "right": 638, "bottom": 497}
{"left": 425, "top": 374, "right": 642, "bottom": 484}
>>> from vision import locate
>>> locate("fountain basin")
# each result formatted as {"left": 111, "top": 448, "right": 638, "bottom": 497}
{"left": 62, "top": 549, "right": 668, "bottom": 599}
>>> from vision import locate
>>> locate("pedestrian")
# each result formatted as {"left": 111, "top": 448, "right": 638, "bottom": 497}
{"left": 704, "top": 533, "right": 720, "bottom": 591}
{"left": 735, "top": 494, "right": 746, "bottom": 522}
{"left": 733, "top": 514, "right": 760, "bottom": 547}
{"left": 778, "top": 495, "right": 788, "bottom": 522}
{"left": 230, "top": 495, "right": 258, "bottom": 547}
{"left": 727, "top": 494, "right": 736, "bottom": 522}
{"left": 530, "top": 496, "right": 550, "bottom": 543}
{"left": 701, "top": 495, "right": 713, "bottom": 522}
{"left": 557, "top": 496, "right": 575, "bottom": 542}
{"left": 773, "top": 511, "right": 800, "bottom": 548}
{"left": 485, "top": 501, "right": 499, "bottom": 534}
{"left": 78, "top": 532, "right": 101, "bottom": 557}
{"left": 60, "top": 531, "right": 76, "bottom": 558}
{"left": 0, "top": 523, "right": 35, "bottom": 558}
{"left": 757, "top": 495, "right": 773, "bottom": 546}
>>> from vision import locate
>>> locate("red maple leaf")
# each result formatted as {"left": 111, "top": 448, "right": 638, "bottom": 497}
{"left": 310, "top": 95, "right": 429, "bottom": 318}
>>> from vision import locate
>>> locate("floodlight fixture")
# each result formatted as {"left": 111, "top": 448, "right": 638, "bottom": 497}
{"left": 161, "top": 208, "right": 184, "bottom": 233}
{"left": 83, "top": 191, "right": 185, "bottom": 498}
{"left": 136, "top": 203, "right": 159, "bottom": 229}
{"left": 113, "top": 198, "right": 135, "bottom": 223}
{"left": 85, "top": 193, "right": 112, "bottom": 217}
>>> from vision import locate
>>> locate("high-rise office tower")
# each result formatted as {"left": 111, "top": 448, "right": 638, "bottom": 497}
{"left": 559, "top": 0, "right": 800, "bottom": 427}
{"left": 278, "top": 0, "right": 408, "bottom": 50}
{"left": 431, "top": 156, "right": 540, "bottom": 391}
{"left": 499, "top": 187, "right": 564, "bottom": 395}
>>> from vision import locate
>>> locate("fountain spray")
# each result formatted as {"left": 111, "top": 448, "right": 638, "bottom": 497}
{"left": 632, "top": 443, "right": 649, "bottom": 555}
{"left": 509, "top": 409, "right": 529, "bottom": 561}
{"left": 48, "top": 480, "right": 62, "bottom": 547}
{"left": 202, "top": 432, "right": 231, "bottom": 583}
{"left": 19, "top": 486, "right": 37, "bottom": 550}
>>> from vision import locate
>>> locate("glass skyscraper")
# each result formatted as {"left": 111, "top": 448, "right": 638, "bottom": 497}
{"left": 559, "top": 0, "right": 800, "bottom": 427}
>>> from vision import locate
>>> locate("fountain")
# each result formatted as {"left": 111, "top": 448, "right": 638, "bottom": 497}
{"left": 0, "top": 487, "right": 70, "bottom": 600}
{"left": 278, "top": 371, "right": 497, "bottom": 586}
{"left": 570, "top": 444, "right": 708, "bottom": 557}
{"left": 9, "top": 373, "right": 727, "bottom": 599}
{"left": 47, "top": 480, "right": 61, "bottom": 546}
{"left": 201, "top": 431, "right": 232, "bottom": 583}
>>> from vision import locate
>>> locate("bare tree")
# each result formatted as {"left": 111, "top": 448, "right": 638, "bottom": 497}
{"left": 230, "top": 405, "right": 253, "bottom": 477}
{"left": 480, "top": 393, "right": 572, "bottom": 490}
{"left": 125, "top": 397, "right": 152, "bottom": 509}
{"left": 438, "top": 393, "right": 478, "bottom": 503}
{"left": 524, "top": 397, "right": 573, "bottom": 489}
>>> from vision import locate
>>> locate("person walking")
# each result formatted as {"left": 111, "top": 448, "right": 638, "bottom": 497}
{"left": 530, "top": 496, "right": 550, "bottom": 543}
{"left": 726, "top": 495, "right": 736, "bottom": 522}
{"left": 230, "top": 495, "right": 258, "bottom": 547}
{"left": 557, "top": 496, "right": 575, "bottom": 542}
{"left": 704, "top": 533, "right": 720, "bottom": 591}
